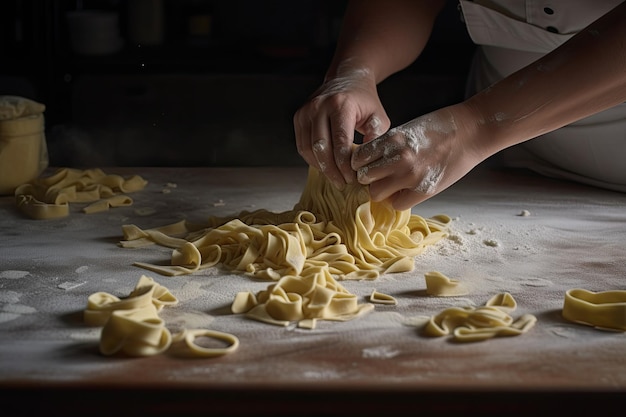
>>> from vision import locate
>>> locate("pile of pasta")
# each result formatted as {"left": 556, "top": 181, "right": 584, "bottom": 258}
{"left": 85, "top": 275, "right": 239, "bottom": 357}
{"left": 120, "top": 167, "right": 450, "bottom": 328}
{"left": 15, "top": 168, "right": 148, "bottom": 219}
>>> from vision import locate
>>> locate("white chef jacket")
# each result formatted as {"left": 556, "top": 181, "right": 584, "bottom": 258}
{"left": 459, "top": 0, "right": 626, "bottom": 192}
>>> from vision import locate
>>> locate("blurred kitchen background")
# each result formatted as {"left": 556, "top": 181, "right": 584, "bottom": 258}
{"left": 1, "top": 0, "right": 475, "bottom": 168}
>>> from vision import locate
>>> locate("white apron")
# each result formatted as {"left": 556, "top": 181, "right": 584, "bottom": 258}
{"left": 459, "top": 0, "right": 626, "bottom": 192}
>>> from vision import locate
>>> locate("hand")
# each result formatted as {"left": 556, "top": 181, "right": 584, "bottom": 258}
{"left": 293, "top": 67, "right": 390, "bottom": 189}
{"left": 351, "top": 105, "right": 482, "bottom": 210}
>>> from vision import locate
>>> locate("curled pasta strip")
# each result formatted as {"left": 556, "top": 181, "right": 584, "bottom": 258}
{"left": 169, "top": 329, "right": 239, "bottom": 358}
{"left": 424, "top": 292, "right": 536, "bottom": 342}
{"left": 85, "top": 275, "right": 238, "bottom": 358}
{"left": 369, "top": 290, "right": 398, "bottom": 305}
{"left": 424, "top": 271, "right": 468, "bottom": 297}
{"left": 562, "top": 288, "right": 626, "bottom": 331}
{"left": 232, "top": 265, "right": 374, "bottom": 326}
{"left": 84, "top": 275, "right": 178, "bottom": 326}
{"left": 99, "top": 305, "right": 171, "bottom": 357}
{"left": 15, "top": 168, "right": 147, "bottom": 219}
{"left": 83, "top": 195, "right": 134, "bottom": 214}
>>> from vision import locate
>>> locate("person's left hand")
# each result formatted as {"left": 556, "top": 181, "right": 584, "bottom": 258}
{"left": 351, "top": 105, "right": 482, "bottom": 210}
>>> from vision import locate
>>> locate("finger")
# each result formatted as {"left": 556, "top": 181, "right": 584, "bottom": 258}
{"left": 351, "top": 135, "right": 385, "bottom": 171}
{"left": 360, "top": 113, "right": 390, "bottom": 143}
{"left": 329, "top": 110, "right": 357, "bottom": 184}
{"left": 311, "top": 117, "right": 345, "bottom": 189}
{"left": 389, "top": 188, "right": 430, "bottom": 211}
{"left": 293, "top": 111, "right": 316, "bottom": 168}
{"left": 366, "top": 170, "right": 409, "bottom": 202}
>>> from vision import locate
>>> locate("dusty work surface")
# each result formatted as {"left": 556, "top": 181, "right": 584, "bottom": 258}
{"left": 1, "top": 166, "right": 625, "bottom": 415}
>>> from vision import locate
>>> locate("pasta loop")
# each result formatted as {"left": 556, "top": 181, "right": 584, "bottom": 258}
{"left": 562, "top": 288, "right": 626, "bottom": 331}
{"left": 169, "top": 329, "right": 239, "bottom": 358}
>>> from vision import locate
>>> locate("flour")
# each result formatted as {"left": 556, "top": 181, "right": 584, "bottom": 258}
{"left": 0, "top": 270, "right": 29, "bottom": 279}
{"left": 319, "top": 67, "right": 371, "bottom": 97}
{"left": 58, "top": 281, "right": 86, "bottom": 290}
{"left": 2, "top": 304, "right": 36, "bottom": 314}
{"left": 362, "top": 345, "right": 401, "bottom": 359}
{"left": 414, "top": 165, "right": 445, "bottom": 195}
{"left": 0, "top": 290, "right": 21, "bottom": 303}
{"left": 366, "top": 115, "right": 383, "bottom": 137}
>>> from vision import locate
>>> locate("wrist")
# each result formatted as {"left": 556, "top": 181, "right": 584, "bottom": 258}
{"left": 446, "top": 102, "right": 492, "bottom": 164}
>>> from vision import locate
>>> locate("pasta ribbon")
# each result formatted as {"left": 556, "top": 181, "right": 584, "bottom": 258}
{"left": 15, "top": 167, "right": 147, "bottom": 219}
{"left": 84, "top": 275, "right": 239, "bottom": 358}
{"left": 562, "top": 288, "right": 626, "bottom": 331}
{"left": 424, "top": 271, "right": 468, "bottom": 296}
{"left": 424, "top": 292, "right": 536, "bottom": 342}
{"left": 169, "top": 329, "right": 239, "bottom": 358}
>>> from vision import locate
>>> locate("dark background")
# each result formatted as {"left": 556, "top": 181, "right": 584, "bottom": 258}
{"left": 1, "top": 0, "right": 475, "bottom": 168}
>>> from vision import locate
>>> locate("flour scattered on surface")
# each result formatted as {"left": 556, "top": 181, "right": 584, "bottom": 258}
{"left": 519, "top": 277, "right": 552, "bottom": 287}
{"left": 362, "top": 345, "right": 401, "bottom": 359}
{"left": 135, "top": 207, "right": 157, "bottom": 216}
{"left": 160, "top": 310, "right": 215, "bottom": 333}
{"left": 0, "top": 313, "right": 20, "bottom": 324}
{"left": 58, "top": 281, "right": 86, "bottom": 290}
{"left": 70, "top": 328, "right": 102, "bottom": 341}
{"left": 75, "top": 266, "right": 89, "bottom": 274}
{"left": 0, "top": 290, "right": 21, "bottom": 303}
{"left": 0, "top": 270, "right": 29, "bottom": 279}
{"left": 2, "top": 304, "right": 36, "bottom": 314}
{"left": 517, "top": 210, "right": 531, "bottom": 217}
{"left": 0, "top": 290, "right": 31, "bottom": 324}
{"left": 302, "top": 370, "right": 342, "bottom": 380}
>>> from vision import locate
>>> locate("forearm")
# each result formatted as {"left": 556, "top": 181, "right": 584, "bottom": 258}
{"left": 465, "top": 1, "right": 626, "bottom": 158}
{"left": 326, "top": 0, "right": 446, "bottom": 84}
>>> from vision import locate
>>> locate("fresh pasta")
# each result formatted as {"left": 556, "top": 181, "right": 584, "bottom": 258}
{"left": 15, "top": 167, "right": 147, "bottom": 219}
{"left": 424, "top": 271, "right": 469, "bottom": 296}
{"left": 423, "top": 292, "right": 537, "bottom": 342}
{"left": 120, "top": 167, "right": 450, "bottom": 327}
{"left": 84, "top": 275, "right": 239, "bottom": 358}
{"left": 562, "top": 288, "right": 626, "bottom": 331}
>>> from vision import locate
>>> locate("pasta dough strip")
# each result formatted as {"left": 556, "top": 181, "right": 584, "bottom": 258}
{"left": 15, "top": 167, "right": 147, "bottom": 219}
{"left": 562, "top": 288, "right": 626, "bottom": 331}
{"left": 169, "top": 329, "right": 239, "bottom": 358}
{"left": 84, "top": 275, "right": 239, "bottom": 358}
{"left": 423, "top": 292, "right": 536, "bottom": 342}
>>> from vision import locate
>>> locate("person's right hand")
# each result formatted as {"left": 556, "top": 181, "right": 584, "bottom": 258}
{"left": 293, "top": 67, "right": 391, "bottom": 189}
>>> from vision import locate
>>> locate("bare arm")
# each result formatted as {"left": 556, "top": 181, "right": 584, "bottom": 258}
{"left": 466, "top": 0, "right": 626, "bottom": 159}
{"left": 352, "top": 1, "right": 626, "bottom": 210}
{"left": 326, "top": 0, "right": 446, "bottom": 83}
